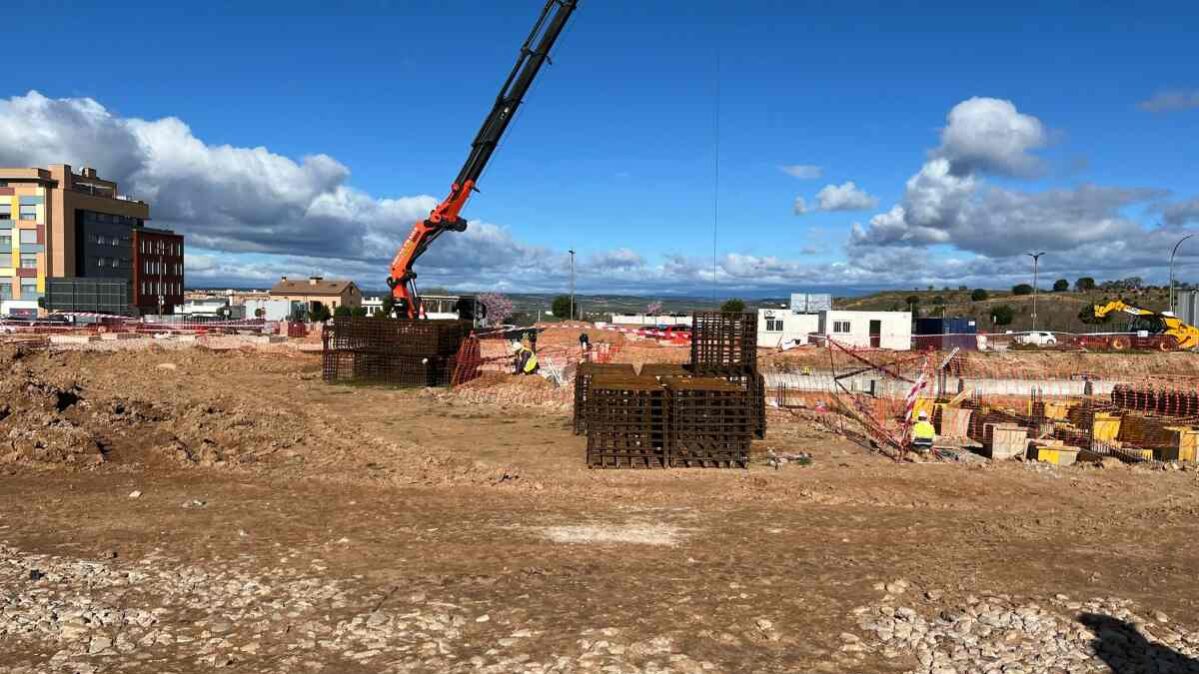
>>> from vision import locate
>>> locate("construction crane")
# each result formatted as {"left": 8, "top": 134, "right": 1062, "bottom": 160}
{"left": 386, "top": 0, "right": 578, "bottom": 319}
{"left": 1091, "top": 299, "right": 1199, "bottom": 350}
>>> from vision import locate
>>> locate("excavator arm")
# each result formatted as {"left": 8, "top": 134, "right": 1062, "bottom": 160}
{"left": 387, "top": 0, "right": 578, "bottom": 318}
{"left": 1092, "top": 300, "right": 1154, "bottom": 318}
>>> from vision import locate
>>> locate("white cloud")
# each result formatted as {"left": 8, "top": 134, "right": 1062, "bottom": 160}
{"left": 779, "top": 164, "right": 823, "bottom": 180}
{"left": 849, "top": 97, "right": 1175, "bottom": 260}
{"left": 1138, "top": 89, "right": 1199, "bottom": 113}
{"left": 933, "top": 97, "right": 1047, "bottom": 177}
{"left": 814, "top": 181, "right": 878, "bottom": 212}
{"left": 795, "top": 181, "right": 878, "bottom": 215}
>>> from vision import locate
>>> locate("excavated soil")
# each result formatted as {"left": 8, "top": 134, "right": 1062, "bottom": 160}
{"left": 2, "top": 345, "right": 1199, "bottom": 674}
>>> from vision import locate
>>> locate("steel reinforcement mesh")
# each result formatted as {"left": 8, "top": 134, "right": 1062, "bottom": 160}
{"left": 322, "top": 317, "right": 470, "bottom": 387}
{"left": 585, "top": 376, "right": 668, "bottom": 468}
{"left": 573, "top": 363, "right": 637, "bottom": 435}
{"left": 322, "top": 351, "right": 457, "bottom": 387}
{"left": 1112, "top": 385, "right": 1199, "bottom": 419}
{"left": 665, "top": 378, "right": 753, "bottom": 468}
{"left": 325, "top": 316, "right": 473, "bottom": 357}
{"left": 690, "top": 312, "right": 758, "bottom": 374}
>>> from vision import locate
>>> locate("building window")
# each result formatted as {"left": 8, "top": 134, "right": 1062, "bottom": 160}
{"left": 19, "top": 229, "right": 37, "bottom": 245}
{"left": 0, "top": 234, "right": 10, "bottom": 248}
{"left": 97, "top": 257, "right": 107, "bottom": 268}
{"left": 765, "top": 318, "right": 784, "bottom": 332}
{"left": 833, "top": 321, "right": 851, "bottom": 334}
{"left": 0, "top": 253, "right": 10, "bottom": 268}
{"left": 20, "top": 279, "right": 36, "bottom": 297}
{"left": 0, "top": 281, "right": 11, "bottom": 300}
{"left": 0, "top": 204, "right": 10, "bottom": 220}
{"left": 112, "top": 258, "right": 120, "bottom": 268}
{"left": 19, "top": 205, "right": 36, "bottom": 221}
{"left": 20, "top": 254, "right": 36, "bottom": 269}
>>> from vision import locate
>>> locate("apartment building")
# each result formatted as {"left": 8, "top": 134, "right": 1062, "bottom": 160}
{"left": 132, "top": 227, "right": 185, "bottom": 314}
{"left": 0, "top": 164, "right": 185, "bottom": 315}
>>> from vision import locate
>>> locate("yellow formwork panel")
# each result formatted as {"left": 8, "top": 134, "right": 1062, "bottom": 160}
{"left": 1160, "top": 427, "right": 1199, "bottom": 463}
{"left": 1093, "top": 413, "right": 1121, "bottom": 443}
{"left": 1033, "top": 446, "right": 1080, "bottom": 466}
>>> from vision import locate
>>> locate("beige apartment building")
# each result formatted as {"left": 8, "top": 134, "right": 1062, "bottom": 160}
{"left": 0, "top": 164, "right": 151, "bottom": 313}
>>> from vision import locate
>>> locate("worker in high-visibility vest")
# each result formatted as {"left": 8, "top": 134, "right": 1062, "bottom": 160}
{"left": 512, "top": 341, "right": 540, "bottom": 375}
{"left": 911, "top": 410, "right": 935, "bottom": 453}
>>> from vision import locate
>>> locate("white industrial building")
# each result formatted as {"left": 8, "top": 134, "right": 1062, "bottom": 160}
{"left": 757, "top": 306, "right": 912, "bottom": 351}
{"left": 818, "top": 310, "right": 912, "bottom": 350}
{"left": 757, "top": 308, "right": 820, "bottom": 348}
{"left": 243, "top": 298, "right": 298, "bottom": 321}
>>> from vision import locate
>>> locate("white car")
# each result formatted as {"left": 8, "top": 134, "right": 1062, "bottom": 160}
{"left": 1014, "top": 331, "right": 1057, "bottom": 346}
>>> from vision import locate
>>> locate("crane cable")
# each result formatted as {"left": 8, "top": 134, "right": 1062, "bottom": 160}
{"left": 711, "top": 47, "right": 721, "bottom": 302}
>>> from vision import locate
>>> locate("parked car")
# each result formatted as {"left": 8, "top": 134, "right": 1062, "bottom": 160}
{"left": 1013, "top": 330, "right": 1057, "bottom": 346}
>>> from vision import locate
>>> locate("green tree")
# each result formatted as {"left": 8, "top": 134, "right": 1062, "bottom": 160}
{"left": 254, "top": 308, "right": 265, "bottom": 319}
{"left": 351, "top": 306, "right": 368, "bottom": 317}
{"left": 309, "top": 302, "right": 331, "bottom": 323}
{"left": 991, "top": 304, "right": 1015, "bottom": 326}
{"left": 552, "top": 295, "right": 577, "bottom": 319}
{"left": 379, "top": 295, "right": 396, "bottom": 317}
{"left": 905, "top": 294, "right": 921, "bottom": 307}
{"left": 334, "top": 305, "right": 352, "bottom": 317}
{"left": 1012, "top": 283, "right": 1034, "bottom": 296}
{"left": 1075, "top": 277, "right": 1096, "bottom": 292}
{"left": 1052, "top": 278, "right": 1069, "bottom": 292}
{"left": 932, "top": 295, "right": 946, "bottom": 305}
{"left": 720, "top": 298, "right": 746, "bottom": 313}
{"left": 970, "top": 288, "right": 989, "bottom": 302}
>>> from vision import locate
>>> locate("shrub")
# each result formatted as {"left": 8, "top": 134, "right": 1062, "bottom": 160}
{"left": 970, "top": 288, "right": 989, "bottom": 302}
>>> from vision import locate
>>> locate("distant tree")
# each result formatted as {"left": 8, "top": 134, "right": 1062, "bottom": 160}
{"left": 379, "top": 295, "right": 396, "bottom": 317}
{"left": 970, "top": 288, "right": 989, "bottom": 302}
{"left": 1078, "top": 305, "right": 1110, "bottom": 324}
{"left": 905, "top": 295, "right": 921, "bottom": 306}
{"left": 992, "top": 304, "right": 1015, "bottom": 326}
{"left": 254, "top": 307, "right": 265, "bottom": 319}
{"left": 309, "top": 302, "right": 331, "bottom": 323}
{"left": 334, "top": 305, "right": 352, "bottom": 317}
{"left": 552, "top": 295, "right": 577, "bottom": 320}
{"left": 720, "top": 298, "right": 746, "bottom": 313}
{"left": 351, "top": 306, "right": 368, "bottom": 317}
{"left": 1012, "top": 284, "right": 1034, "bottom": 296}
{"left": 1074, "top": 277, "right": 1096, "bottom": 292}
{"left": 478, "top": 292, "right": 514, "bottom": 324}
{"left": 646, "top": 300, "right": 664, "bottom": 316}
{"left": 958, "top": 285, "right": 969, "bottom": 291}
{"left": 1052, "top": 279, "right": 1069, "bottom": 292}
{"left": 927, "top": 285, "right": 935, "bottom": 292}
{"left": 932, "top": 295, "right": 946, "bottom": 305}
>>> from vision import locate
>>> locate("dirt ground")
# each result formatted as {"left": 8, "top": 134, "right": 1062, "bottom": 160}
{"left": 3, "top": 345, "right": 1199, "bottom": 673}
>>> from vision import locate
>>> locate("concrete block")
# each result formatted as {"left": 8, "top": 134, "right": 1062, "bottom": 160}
{"left": 49, "top": 335, "right": 98, "bottom": 345}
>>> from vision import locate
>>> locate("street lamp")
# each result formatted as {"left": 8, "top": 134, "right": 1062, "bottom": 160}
{"left": 568, "top": 249, "right": 575, "bottom": 322}
{"left": 1026, "top": 251, "right": 1045, "bottom": 331}
{"left": 1169, "top": 233, "right": 1194, "bottom": 315}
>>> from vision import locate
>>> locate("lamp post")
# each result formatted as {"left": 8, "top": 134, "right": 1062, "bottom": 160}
{"left": 1169, "top": 233, "right": 1194, "bottom": 315}
{"left": 568, "top": 249, "right": 575, "bottom": 321}
{"left": 1026, "top": 251, "right": 1045, "bottom": 331}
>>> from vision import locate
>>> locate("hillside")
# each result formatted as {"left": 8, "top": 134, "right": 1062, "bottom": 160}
{"left": 838, "top": 287, "right": 1175, "bottom": 333}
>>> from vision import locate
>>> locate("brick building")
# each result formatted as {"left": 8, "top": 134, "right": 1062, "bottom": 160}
{"left": 132, "top": 228, "right": 184, "bottom": 315}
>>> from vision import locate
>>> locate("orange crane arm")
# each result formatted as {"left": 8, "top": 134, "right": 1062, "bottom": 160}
{"left": 387, "top": 0, "right": 578, "bottom": 318}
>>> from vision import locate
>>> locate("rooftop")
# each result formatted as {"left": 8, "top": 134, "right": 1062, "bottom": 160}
{"left": 269, "top": 276, "right": 358, "bottom": 297}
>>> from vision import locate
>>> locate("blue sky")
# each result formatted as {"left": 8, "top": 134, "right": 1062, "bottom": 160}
{"left": 2, "top": 0, "right": 1198, "bottom": 294}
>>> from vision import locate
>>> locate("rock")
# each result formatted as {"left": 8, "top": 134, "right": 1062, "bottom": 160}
{"left": 129, "top": 490, "right": 142, "bottom": 499}
{"left": 476, "top": 614, "right": 490, "bottom": 623}
{"left": 926, "top": 589, "right": 944, "bottom": 601}
{"left": 182, "top": 499, "right": 207, "bottom": 508}
{"left": 88, "top": 635, "right": 113, "bottom": 654}
{"left": 1155, "top": 611, "right": 1170, "bottom": 623}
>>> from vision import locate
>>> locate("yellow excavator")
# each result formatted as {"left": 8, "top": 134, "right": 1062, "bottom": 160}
{"left": 1090, "top": 300, "right": 1199, "bottom": 350}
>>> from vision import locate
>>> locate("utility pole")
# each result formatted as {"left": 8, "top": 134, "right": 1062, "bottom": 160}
{"left": 1026, "top": 251, "right": 1045, "bottom": 331}
{"left": 1170, "top": 233, "right": 1194, "bottom": 315}
{"left": 568, "top": 249, "right": 575, "bottom": 322}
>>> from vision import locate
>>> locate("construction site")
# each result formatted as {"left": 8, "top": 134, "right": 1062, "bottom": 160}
{"left": 4, "top": 2, "right": 1199, "bottom": 673}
